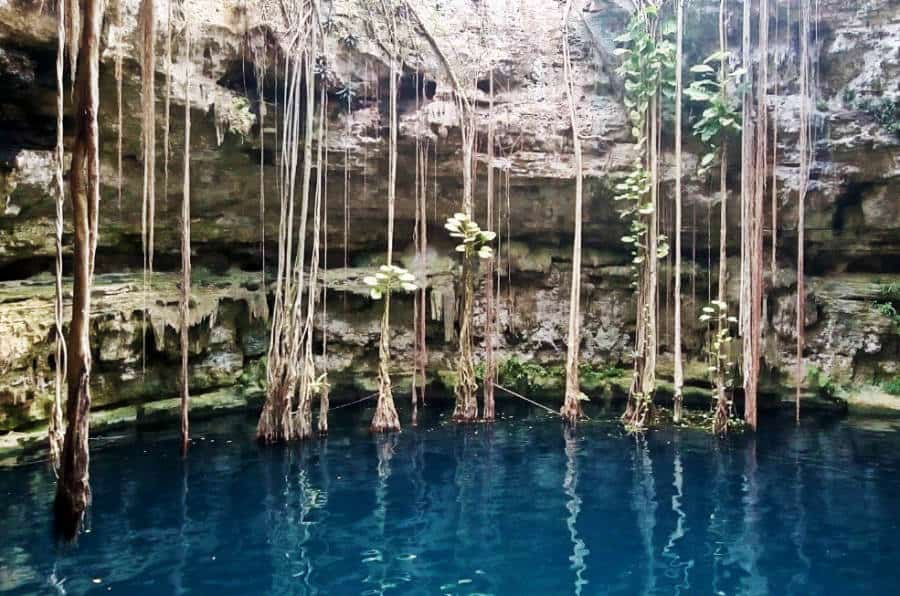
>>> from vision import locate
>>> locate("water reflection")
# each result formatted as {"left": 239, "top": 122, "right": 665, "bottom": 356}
{"left": 169, "top": 458, "right": 189, "bottom": 595}
{"left": 362, "top": 434, "right": 400, "bottom": 595}
{"left": 661, "top": 437, "right": 693, "bottom": 593}
{"left": 563, "top": 427, "right": 588, "bottom": 596}
{"left": 630, "top": 434, "right": 658, "bottom": 596}
{"left": 3, "top": 410, "right": 900, "bottom": 594}
{"left": 735, "top": 439, "right": 768, "bottom": 595}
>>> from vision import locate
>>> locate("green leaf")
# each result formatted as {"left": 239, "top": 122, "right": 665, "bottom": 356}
{"left": 704, "top": 50, "right": 729, "bottom": 64}
{"left": 690, "top": 64, "right": 715, "bottom": 74}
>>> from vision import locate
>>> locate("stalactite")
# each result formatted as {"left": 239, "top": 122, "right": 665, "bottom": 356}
{"left": 672, "top": 0, "right": 685, "bottom": 423}
{"left": 63, "top": 0, "right": 78, "bottom": 98}
{"left": 55, "top": 0, "right": 101, "bottom": 540}
{"left": 49, "top": 0, "right": 67, "bottom": 473}
{"left": 180, "top": 13, "right": 192, "bottom": 456}
{"left": 561, "top": 0, "right": 584, "bottom": 425}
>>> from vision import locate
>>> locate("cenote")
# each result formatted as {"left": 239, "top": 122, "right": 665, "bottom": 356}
{"left": 4, "top": 402, "right": 900, "bottom": 594}
{"left": 4, "top": 0, "right": 900, "bottom": 593}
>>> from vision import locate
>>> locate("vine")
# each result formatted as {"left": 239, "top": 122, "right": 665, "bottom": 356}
{"left": 613, "top": 5, "right": 674, "bottom": 431}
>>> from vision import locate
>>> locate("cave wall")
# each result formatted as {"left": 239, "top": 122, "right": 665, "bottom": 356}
{"left": 1, "top": 0, "right": 900, "bottom": 432}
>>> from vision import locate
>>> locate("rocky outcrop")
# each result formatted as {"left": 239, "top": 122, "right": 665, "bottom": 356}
{"left": 1, "top": 0, "right": 899, "bottom": 434}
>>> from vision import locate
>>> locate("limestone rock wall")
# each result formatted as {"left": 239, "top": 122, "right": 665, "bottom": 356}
{"left": 1, "top": 0, "right": 899, "bottom": 430}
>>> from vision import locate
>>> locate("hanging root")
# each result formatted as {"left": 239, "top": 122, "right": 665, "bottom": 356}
{"left": 318, "top": 387, "right": 329, "bottom": 436}
{"left": 371, "top": 298, "right": 401, "bottom": 433}
{"left": 712, "top": 385, "right": 730, "bottom": 436}
{"left": 452, "top": 260, "right": 478, "bottom": 422}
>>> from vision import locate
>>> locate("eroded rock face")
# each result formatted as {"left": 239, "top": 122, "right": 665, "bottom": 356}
{"left": 1, "top": 0, "right": 899, "bottom": 429}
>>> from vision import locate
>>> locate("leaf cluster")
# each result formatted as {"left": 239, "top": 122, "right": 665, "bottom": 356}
{"left": 612, "top": 10, "right": 674, "bottom": 292}
{"left": 613, "top": 11, "right": 676, "bottom": 142}
{"left": 684, "top": 51, "right": 743, "bottom": 175}
{"left": 700, "top": 300, "right": 738, "bottom": 389}
{"left": 444, "top": 213, "right": 496, "bottom": 260}
{"left": 363, "top": 264, "right": 418, "bottom": 300}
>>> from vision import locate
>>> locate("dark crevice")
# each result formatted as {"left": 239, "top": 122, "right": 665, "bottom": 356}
{"left": 832, "top": 181, "right": 871, "bottom": 234}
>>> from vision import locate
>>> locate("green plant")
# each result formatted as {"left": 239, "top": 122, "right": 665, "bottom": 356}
{"left": 363, "top": 265, "right": 418, "bottom": 299}
{"left": 612, "top": 10, "right": 674, "bottom": 290}
{"left": 700, "top": 300, "right": 738, "bottom": 390}
{"left": 684, "top": 51, "right": 742, "bottom": 175}
{"left": 496, "top": 357, "right": 563, "bottom": 393}
{"left": 873, "top": 300, "right": 900, "bottom": 333}
{"left": 700, "top": 300, "right": 737, "bottom": 434}
{"left": 880, "top": 376, "right": 900, "bottom": 396}
{"left": 806, "top": 366, "right": 838, "bottom": 399}
{"left": 444, "top": 212, "right": 495, "bottom": 260}
{"left": 877, "top": 280, "right": 900, "bottom": 300}
{"left": 857, "top": 97, "right": 900, "bottom": 137}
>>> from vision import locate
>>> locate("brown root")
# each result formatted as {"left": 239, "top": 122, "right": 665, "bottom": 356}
{"left": 371, "top": 298, "right": 400, "bottom": 433}
{"left": 452, "top": 259, "right": 478, "bottom": 422}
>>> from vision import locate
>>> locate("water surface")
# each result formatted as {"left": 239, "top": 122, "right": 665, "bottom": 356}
{"left": 2, "top": 402, "right": 900, "bottom": 595}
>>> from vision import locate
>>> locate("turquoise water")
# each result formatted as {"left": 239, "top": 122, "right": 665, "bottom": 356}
{"left": 2, "top": 402, "right": 900, "bottom": 595}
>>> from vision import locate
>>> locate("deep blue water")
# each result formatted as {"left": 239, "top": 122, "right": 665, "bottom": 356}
{"left": 2, "top": 401, "right": 900, "bottom": 595}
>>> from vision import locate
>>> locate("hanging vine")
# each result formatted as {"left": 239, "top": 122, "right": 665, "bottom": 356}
{"left": 796, "top": 0, "right": 814, "bottom": 423}
{"left": 139, "top": 0, "right": 157, "bottom": 374}
{"left": 405, "top": 2, "right": 487, "bottom": 422}
{"left": 685, "top": 0, "right": 741, "bottom": 433}
{"left": 561, "top": 0, "right": 586, "bottom": 424}
{"left": 673, "top": 0, "right": 684, "bottom": 423}
{"left": 258, "top": 0, "right": 320, "bottom": 443}
{"left": 613, "top": 3, "right": 674, "bottom": 431}
{"left": 49, "top": 0, "right": 68, "bottom": 473}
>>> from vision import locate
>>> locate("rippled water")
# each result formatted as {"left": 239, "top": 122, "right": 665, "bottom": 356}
{"left": 2, "top": 402, "right": 900, "bottom": 595}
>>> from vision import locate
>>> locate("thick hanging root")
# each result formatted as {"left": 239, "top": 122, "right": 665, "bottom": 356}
{"left": 712, "top": 384, "right": 730, "bottom": 436}
{"left": 318, "top": 388, "right": 329, "bottom": 436}
{"left": 452, "top": 261, "right": 478, "bottom": 422}
{"left": 560, "top": 382, "right": 583, "bottom": 425}
{"left": 371, "top": 299, "right": 401, "bottom": 433}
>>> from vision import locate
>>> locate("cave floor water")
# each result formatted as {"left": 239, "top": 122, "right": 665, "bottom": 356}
{"left": 2, "top": 401, "right": 900, "bottom": 595}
